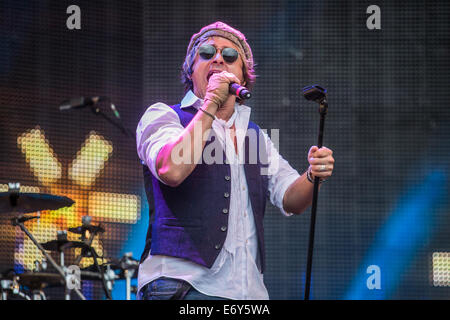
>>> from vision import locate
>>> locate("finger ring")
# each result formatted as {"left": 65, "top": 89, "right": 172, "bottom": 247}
{"left": 319, "top": 165, "right": 326, "bottom": 172}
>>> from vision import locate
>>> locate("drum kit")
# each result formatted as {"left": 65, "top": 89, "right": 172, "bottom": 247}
{"left": 0, "top": 183, "right": 139, "bottom": 300}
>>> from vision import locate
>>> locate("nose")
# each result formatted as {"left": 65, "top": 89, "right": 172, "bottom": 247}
{"left": 212, "top": 50, "right": 224, "bottom": 64}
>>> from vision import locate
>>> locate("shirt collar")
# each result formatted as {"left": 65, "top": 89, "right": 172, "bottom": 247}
{"left": 180, "top": 90, "right": 202, "bottom": 109}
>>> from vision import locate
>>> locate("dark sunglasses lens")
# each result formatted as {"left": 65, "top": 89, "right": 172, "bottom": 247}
{"left": 222, "top": 48, "right": 238, "bottom": 63}
{"left": 199, "top": 45, "right": 216, "bottom": 60}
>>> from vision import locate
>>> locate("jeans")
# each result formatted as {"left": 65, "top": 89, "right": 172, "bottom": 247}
{"left": 139, "top": 277, "right": 230, "bottom": 300}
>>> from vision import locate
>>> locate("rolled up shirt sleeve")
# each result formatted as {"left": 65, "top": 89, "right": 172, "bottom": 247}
{"left": 136, "top": 103, "right": 184, "bottom": 184}
{"left": 261, "top": 130, "right": 301, "bottom": 217}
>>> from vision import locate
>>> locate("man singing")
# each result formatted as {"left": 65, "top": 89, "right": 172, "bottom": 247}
{"left": 136, "top": 21, "right": 334, "bottom": 300}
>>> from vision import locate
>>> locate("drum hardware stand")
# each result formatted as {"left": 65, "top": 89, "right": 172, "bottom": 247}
{"left": 33, "top": 259, "right": 48, "bottom": 273}
{"left": 11, "top": 216, "right": 86, "bottom": 300}
{"left": 87, "top": 245, "right": 113, "bottom": 300}
{"left": 31, "top": 289, "right": 46, "bottom": 300}
{"left": 120, "top": 252, "right": 138, "bottom": 300}
{"left": 70, "top": 216, "right": 113, "bottom": 300}
{"left": 73, "top": 216, "right": 102, "bottom": 266}
{"left": 104, "top": 264, "right": 116, "bottom": 295}
{"left": 56, "top": 231, "right": 67, "bottom": 267}
{"left": 1, "top": 276, "right": 29, "bottom": 300}
{"left": 54, "top": 230, "right": 76, "bottom": 300}
{"left": 30, "top": 258, "right": 50, "bottom": 300}
{"left": 123, "top": 269, "right": 133, "bottom": 301}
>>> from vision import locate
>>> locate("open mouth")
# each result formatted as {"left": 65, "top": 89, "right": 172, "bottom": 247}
{"left": 206, "top": 70, "right": 222, "bottom": 81}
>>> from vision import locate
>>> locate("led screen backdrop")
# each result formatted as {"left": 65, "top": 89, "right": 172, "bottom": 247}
{"left": 0, "top": 0, "right": 449, "bottom": 299}
{"left": 0, "top": 0, "right": 144, "bottom": 300}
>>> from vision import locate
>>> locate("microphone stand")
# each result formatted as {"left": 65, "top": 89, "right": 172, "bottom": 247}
{"left": 88, "top": 102, "right": 135, "bottom": 141}
{"left": 303, "top": 86, "right": 328, "bottom": 300}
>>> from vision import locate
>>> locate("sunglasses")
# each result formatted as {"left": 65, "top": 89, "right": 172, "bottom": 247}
{"left": 198, "top": 44, "right": 239, "bottom": 64}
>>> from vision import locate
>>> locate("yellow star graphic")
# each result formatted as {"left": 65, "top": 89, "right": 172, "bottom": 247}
{"left": 11, "top": 126, "right": 140, "bottom": 270}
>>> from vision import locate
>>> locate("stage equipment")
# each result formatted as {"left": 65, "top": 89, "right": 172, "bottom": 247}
{"left": 302, "top": 85, "right": 329, "bottom": 300}
{"left": 2, "top": 182, "right": 85, "bottom": 300}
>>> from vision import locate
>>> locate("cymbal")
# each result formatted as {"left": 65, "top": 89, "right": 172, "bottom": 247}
{"left": 0, "top": 192, "right": 75, "bottom": 214}
{"left": 68, "top": 224, "right": 105, "bottom": 234}
{"left": 18, "top": 272, "right": 64, "bottom": 289}
{"left": 41, "top": 239, "right": 90, "bottom": 252}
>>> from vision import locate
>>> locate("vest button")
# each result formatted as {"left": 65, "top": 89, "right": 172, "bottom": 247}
{"left": 222, "top": 208, "right": 228, "bottom": 214}
{"left": 220, "top": 226, "right": 227, "bottom": 232}
{"left": 215, "top": 244, "right": 221, "bottom": 250}
{"left": 224, "top": 192, "right": 230, "bottom": 198}
{"left": 224, "top": 175, "right": 231, "bottom": 181}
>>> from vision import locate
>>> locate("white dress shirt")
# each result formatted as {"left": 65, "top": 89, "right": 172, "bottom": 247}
{"left": 136, "top": 90, "right": 300, "bottom": 300}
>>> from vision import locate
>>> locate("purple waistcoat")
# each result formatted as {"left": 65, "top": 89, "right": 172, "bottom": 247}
{"left": 140, "top": 104, "right": 269, "bottom": 273}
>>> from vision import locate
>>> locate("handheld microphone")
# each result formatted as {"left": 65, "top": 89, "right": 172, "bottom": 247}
{"left": 229, "top": 83, "right": 251, "bottom": 100}
{"left": 59, "top": 96, "right": 102, "bottom": 111}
